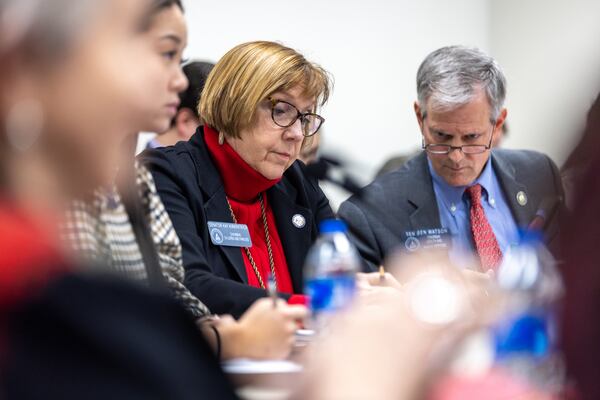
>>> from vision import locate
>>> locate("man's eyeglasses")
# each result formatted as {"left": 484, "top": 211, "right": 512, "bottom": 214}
{"left": 268, "top": 98, "right": 324, "bottom": 137}
{"left": 422, "top": 125, "right": 495, "bottom": 155}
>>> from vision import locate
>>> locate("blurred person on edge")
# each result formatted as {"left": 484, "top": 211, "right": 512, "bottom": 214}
{"left": 61, "top": 2, "right": 306, "bottom": 361}
{"left": 559, "top": 92, "right": 600, "bottom": 400}
{"left": 0, "top": 0, "right": 238, "bottom": 398}
{"left": 141, "top": 41, "right": 338, "bottom": 318}
{"left": 338, "top": 45, "right": 565, "bottom": 273}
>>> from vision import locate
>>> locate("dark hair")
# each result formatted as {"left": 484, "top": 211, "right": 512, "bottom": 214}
{"left": 179, "top": 61, "right": 215, "bottom": 118}
{"left": 152, "top": 0, "right": 184, "bottom": 12}
{"left": 139, "top": 0, "right": 184, "bottom": 31}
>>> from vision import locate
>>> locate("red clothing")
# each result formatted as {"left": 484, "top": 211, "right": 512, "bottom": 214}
{"left": 204, "top": 126, "right": 306, "bottom": 304}
{"left": 0, "top": 202, "right": 66, "bottom": 309}
{"left": 429, "top": 368, "right": 558, "bottom": 400}
{"left": 0, "top": 201, "right": 68, "bottom": 360}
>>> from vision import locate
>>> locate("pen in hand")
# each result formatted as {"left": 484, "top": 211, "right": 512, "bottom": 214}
{"left": 379, "top": 265, "right": 386, "bottom": 285}
{"left": 267, "top": 273, "right": 278, "bottom": 308}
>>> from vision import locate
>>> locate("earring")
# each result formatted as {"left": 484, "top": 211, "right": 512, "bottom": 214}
{"left": 5, "top": 98, "right": 44, "bottom": 152}
{"left": 218, "top": 131, "right": 225, "bottom": 145}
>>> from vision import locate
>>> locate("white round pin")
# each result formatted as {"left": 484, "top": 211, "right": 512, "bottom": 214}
{"left": 516, "top": 191, "right": 528, "bottom": 206}
{"left": 292, "top": 214, "right": 306, "bottom": 228}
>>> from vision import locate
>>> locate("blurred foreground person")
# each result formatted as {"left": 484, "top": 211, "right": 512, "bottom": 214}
{"left": 0, "top": 0, "right": 239, "bottom": 398}
{"left": 298, "top": 252, "right": 503, "bottom": 400}
{"left": 309, "top": 247, "right": 565, "bottom": 399}
{"left": 142, "top": 41, "right": 335, "bottom": 317}
{"left": 561, "top": 95, "right": 600, "bottom": 210}
{"left": 560, "top": 92, "right": 600, "bottom": 400}
{"left": 61, "top": 2, "right": 305, "bottom": 360}
{"left": 147, "top": 60, "right": 214, "bottom": 149}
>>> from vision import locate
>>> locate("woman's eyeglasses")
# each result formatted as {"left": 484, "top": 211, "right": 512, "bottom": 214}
{"left": 268, "top": 98, "right": 324, "bottom": 137}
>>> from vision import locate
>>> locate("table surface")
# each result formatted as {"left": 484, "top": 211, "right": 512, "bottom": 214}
{"left": 225, "top": 342, "right": 309, "bottom": 400}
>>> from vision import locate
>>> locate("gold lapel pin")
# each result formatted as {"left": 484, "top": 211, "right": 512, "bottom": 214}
{"left": 516, "top": 191, "right": 528, "bottom": 206}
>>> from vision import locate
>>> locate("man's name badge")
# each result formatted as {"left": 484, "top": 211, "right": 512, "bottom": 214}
{"left": 208, "top": 221, "right": 252, "bottom": 247}
{"left": 403, "top": 228, "right": 451, "bottom": 252}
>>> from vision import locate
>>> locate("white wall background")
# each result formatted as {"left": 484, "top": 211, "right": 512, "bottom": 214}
{"left": 176, "top": 0, "right": 599, "bottom": 205}
{"left": 490, "top": 0, "right": 600, "bottom": 166}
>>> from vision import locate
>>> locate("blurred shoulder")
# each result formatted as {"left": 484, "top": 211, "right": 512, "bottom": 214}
{"left": 492, "top": 148, "right": 556, "bottom": 168}
{"left": 492, "top": 149, "right": 549, "bottom": 163}
{"left": 286, "top": 160, "right": 321, "bottom": 192}
{"left": 139, "top": 128, "right": 205, "bottom": 169}
{"left": 139, "top": 141, "right": 187, "bottom": 167}
{"left": 345, "top": 151, "right": 428, "bottom": 205}
{"left": 138, "top": 136, "right": 206, "bottom": 188}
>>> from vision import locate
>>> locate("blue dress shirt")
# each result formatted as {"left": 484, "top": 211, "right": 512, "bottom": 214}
{"left": 146, "top": 138, "right": 163, "bottom": 149}
{"left": 428, "top": 156, "right": 520, "bottom": 266}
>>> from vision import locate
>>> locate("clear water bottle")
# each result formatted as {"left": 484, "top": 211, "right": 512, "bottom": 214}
{"left": 492, "top": 232, "right": 565, "bottom": 395}
{"left": 304, "top": 219, "right": 360, "bottom": 326}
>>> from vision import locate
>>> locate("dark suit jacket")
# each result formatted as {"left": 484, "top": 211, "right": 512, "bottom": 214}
{"left": 2, "top": 273, "right": 237, "bottom": 400}
{"left": 338, "top": 150, "right": 564, "bottom": 271}
{"left": 141, "top": 127, "right": 334, "bottom": 318}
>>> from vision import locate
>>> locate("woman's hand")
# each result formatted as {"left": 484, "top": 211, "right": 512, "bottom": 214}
{"left": 216, "top": 298, "right": 308, "bottom": 360}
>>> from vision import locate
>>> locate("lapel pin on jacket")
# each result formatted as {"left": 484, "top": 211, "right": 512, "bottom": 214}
{"left": 292, "top": 214, "right": 306, "bottom": 228}
{"left": 516, "top": 191, "right": 528, "bottom": 206}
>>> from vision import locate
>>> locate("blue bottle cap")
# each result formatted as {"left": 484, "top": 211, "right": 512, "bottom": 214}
{"left": 494, "top": 312, "right": 549, "bottom": 359}
{"left": 518, "top": 228, "right": 544, "bottom": 245}
{"left": 319, "top": 219, "right": 348, "bottom": 234}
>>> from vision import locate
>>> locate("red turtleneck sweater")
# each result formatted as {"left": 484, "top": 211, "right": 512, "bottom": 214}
{"left": 204, "top": 126, "right": 306, "bottom": 305}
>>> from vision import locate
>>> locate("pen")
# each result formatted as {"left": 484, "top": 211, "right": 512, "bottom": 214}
{"left": 267, "top": 273, "right": 277, "bottom": 308}
{"left": 379, "top": 265, "right": 386, "bottom": 285}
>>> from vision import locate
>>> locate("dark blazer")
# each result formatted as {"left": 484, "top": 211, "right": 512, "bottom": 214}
{"left": 338, "top": 150, "right": 565, "bottom": 271}
{"left": 2, "top": 273, "right": 237, "bottom": 400}
{"left": 141, "top": 127, "right": 334, "bottom": 318}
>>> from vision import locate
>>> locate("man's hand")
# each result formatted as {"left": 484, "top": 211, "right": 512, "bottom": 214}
{"left": 356, "top": 270, "right": 402, "bottom": 290}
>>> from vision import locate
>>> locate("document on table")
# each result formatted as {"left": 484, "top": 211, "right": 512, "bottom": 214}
{"left": 294, "top": 328, "right": 315, "bottom": 346}
{"left": 222, "top": 359, "right": 303, "bottom": 374}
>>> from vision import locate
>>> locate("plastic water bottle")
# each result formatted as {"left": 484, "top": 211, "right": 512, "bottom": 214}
{"left": 492, "top": 233, "right": 565, "bottom": 394}
{"left": 304, "top": 219, "right": 360, "bottom": 327}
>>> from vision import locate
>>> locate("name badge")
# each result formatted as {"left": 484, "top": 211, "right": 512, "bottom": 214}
{"left": 403, "top": 228, "right": 451, "bottom": 252}
{"left": 208, "top": 221, "right": 252, "bottom": 247}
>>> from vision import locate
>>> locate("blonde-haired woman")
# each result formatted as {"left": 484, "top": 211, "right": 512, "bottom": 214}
{"left": 143, "top": 41, "right": 335, "bottom": 317}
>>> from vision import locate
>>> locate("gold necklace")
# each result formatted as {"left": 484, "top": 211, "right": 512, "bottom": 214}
{"left": 226, "top": 193, "right": 277, "bottom": 290}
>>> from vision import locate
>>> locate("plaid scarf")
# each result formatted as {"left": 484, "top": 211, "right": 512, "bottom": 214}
{"left": 62, "top": 163, "right": 211, "bottom": 319}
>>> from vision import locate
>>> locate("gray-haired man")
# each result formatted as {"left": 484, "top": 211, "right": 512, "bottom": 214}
{"left": 338, "top": 46, "right": 564, "bottom": 272}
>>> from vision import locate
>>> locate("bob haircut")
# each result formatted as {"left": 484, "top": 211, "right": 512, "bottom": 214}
{"left": 199, "top": 41, "right": 331, "bottom": 140}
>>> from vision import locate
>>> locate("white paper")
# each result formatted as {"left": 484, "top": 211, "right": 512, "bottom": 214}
{"left": 222, "top": 358, "right": 303, "bottom": 374}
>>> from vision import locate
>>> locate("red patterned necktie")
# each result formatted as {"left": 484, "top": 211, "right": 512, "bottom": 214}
{"left": 466, "top": 184, "right": 502, "bottom": 271}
